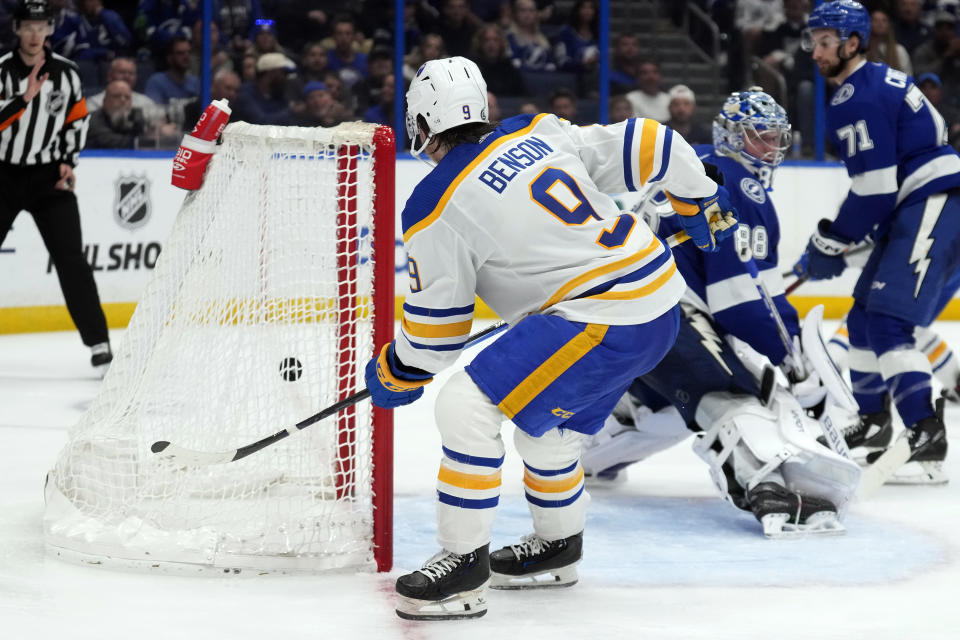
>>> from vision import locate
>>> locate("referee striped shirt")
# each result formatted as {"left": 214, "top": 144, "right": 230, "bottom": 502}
{"left": 0, "top": 47, "right": 88, "bottom": 166}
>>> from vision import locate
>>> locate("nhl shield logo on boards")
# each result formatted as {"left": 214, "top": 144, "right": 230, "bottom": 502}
{"left": 114, "top": 174, "right": 152, "bottom": 230}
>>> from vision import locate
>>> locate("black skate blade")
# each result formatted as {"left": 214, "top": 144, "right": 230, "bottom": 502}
{"left": 395, "top": 607, "right": 488, "bottom": 621}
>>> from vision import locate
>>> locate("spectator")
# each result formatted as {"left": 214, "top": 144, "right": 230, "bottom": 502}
{"left": 547, "top": 87, "right": 578, "bottom": 123}
{"left": 755, "top": 0, "right": 808, "bottom": 80}
{"left": 233, "top": 52, "right": 296, "bottom": 125}
{"left": 665, "top": 84, "right": 711, "bottom": 146}
{"left": 53, "top": 0, "right": 132, "bottom": 61}
{"left": 626, "top": 60, "right": 670, "bottom": 121}
{"left": 436, "top": 0, "right": 477, "bottom": 58}
{"left": 506, "top": 0, "right": 556, "bottom": 72}
{"left": 868, "top": 7, "right": 913, "bottom": 76}
{"left": 240, "top": 51, "right": 257, "bottom": 82}
{"left": 553, "top": 0, "right": 599, "bottom": 74}
{"left": 245, "top": 18, "right": 293, "bottom": 64}
{"left": 916, "top": 72, "right": 960, "bottom": 148}
{"left": 274, "top": 0, "right": 348, "bottom": 54}
{"left": 608, "top": 94, "right": 632, "bottom": 123}
{"left": 189, "top": 18, "right": 232, "bottom": 77}
{"left": 912, "top": 10, "right": 960, "bottom": 88}
{"left": 87, "top": 80, "right": 145, "bottom": 149}
{"left": 353, "top": 45, "right": 393, "bottom": 112}
{"left": 321, "top": 68, "right": 358, "bottom": 117}
{"left": 215, "top": 0, "right": 263, "bottom": 61}
{"left": 894, "top": 0, "right": 931, "bottom": 53}
{"left": 182, "top": 68, "right": 241, "bottom": 130}
{"left": 134, "top": 0, "right": 200, "bottom": 66}
{"left": 610, "top": 33, "right": 641, "bottom": 95}
{"left": 297, "top": 80, "right": 350, "bottom": 127}
{"left": 87, "top": 58, "right": 165, "bottom": 129}
{"left": 518, "top": 100, "right": 538, "bottom": 113}
{"left": 486, "top": 90, "right": 501, "bottom": 120}
{"left": 289, "top": 41, "right": 328, "bottom": 101}
{"left": 326, "top": 14, "right": 368, "bottom": 87}
{"left": 362, "top": 73, "right": 394, "bottom": 125}
{"left": 403, "top": 32, "right": 444, "bottom": 81}
{"left": 144, "top": 36, "right": 200, "bottom": 106}
{"left": 728, "top": 0, "right": 785, "bottom": 90}
{"left": 471, "top": 23, "right": 526, "bottom": 96}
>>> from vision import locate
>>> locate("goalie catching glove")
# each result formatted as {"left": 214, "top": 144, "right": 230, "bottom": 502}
{"left": 665, "top": 185, "right": 739, "bottom": 252}
{"left": 365, "top": 342, "right": 434, "bottom": 409}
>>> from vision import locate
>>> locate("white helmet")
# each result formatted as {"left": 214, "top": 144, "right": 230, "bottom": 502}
{"left": 405, "top": 56, "right": 488, "bottom": 161}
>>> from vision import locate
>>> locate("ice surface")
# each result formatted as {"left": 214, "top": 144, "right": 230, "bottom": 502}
{"left": 3, "top": 324, "right": 960, "bottom": 639}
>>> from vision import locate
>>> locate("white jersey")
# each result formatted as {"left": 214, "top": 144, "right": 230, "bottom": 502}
{"left": 397, "top": 112, "right": 718, "bottom": 374}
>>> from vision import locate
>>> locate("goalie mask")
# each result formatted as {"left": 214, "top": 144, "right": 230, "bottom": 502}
{"left": 405, "top": 56, "right": 488, "bottom": 163}
{"left": 713, "top": 88, "right": 791, "bottom": 176}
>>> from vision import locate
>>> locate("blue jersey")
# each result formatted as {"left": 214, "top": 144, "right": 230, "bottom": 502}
{"left": 827, "top": 61, "right": 960, "bottom": 242}
{"left": 656, "top": 146, "right": 800, "bottom": 365}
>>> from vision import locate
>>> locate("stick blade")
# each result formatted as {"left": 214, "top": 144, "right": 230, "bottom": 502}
{"left": 857, "top": 438, "right": 911, "bottom": 500}
{"left": 150, "top": 440, "right": 237, "bottom": 466}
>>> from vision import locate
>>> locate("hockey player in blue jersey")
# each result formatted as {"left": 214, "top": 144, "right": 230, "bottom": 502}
{"left": 581, "top": 89, "right": 860, "bottom": 538}
{"left": 364, "top": 56, "right": 738, "bottom": 620}
{"left": 794, "top": 0, "right": 960, "bottom": 483}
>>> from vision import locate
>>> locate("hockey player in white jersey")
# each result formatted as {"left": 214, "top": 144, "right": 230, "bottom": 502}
{"left": 581, "top": 89, "right": 861, "bottom": 538}
{"left": 794, "top": 0, "right": 960, "bottom": 484}
{"left": 363, "top": 56, "right": 738, "bottom": 620}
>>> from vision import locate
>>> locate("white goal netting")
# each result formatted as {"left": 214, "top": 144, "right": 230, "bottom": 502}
{"left": 44, "top": 122, "right": 394, "bottom": 573}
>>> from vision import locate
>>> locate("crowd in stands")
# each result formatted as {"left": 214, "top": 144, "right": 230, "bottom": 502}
{"left": 1, "top": 0, "right": 959, "bottom": 156}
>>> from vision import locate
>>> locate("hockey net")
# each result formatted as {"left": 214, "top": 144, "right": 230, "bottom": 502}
{"left": 44, "top": 122, "right": 396, "bottom": 573}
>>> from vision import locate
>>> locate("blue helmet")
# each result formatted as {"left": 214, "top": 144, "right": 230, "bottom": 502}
{"left": 713, "top": 87, "right": 791, "bottom": 170}
{"left": 806, "top": 0, "right": 871, "bottom": 50}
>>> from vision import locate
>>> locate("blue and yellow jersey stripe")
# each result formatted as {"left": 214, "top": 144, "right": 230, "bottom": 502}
{"left": 622, "top": 117, "right": 674, "bottom": 192}
{"left": 400, "top": 302, "right": 475, "bottom": 352}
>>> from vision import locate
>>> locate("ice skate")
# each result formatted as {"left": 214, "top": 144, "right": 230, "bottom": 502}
{"left": 819, "top": 396, "right": 892, "bottom": 463}
{"left": 90, "top": 342, "right": 113, "bottom": 376}
{"left": 489, "top": 532, "right": 581, "bottom": 589}
{"left": 866, "top": 399, "right": 948, "bottom": 485}
{"left": 395, "top": 545, "right": 490, "bottom": 621}
{"left": 747, "top": 482, "right": 844, "bottom": 538}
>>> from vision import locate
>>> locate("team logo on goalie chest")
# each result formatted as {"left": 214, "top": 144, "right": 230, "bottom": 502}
{"left": 114, "top": 174, "right": 152, "bottom": 230}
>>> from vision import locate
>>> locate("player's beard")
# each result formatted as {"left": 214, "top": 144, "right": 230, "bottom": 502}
{"left": 819, "top": 57, "right": 847, "bottom": 79}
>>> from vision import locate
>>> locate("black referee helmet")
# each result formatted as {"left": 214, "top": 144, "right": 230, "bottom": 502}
{"left": 13, "top": 1, "right": 53, "bottom": 29}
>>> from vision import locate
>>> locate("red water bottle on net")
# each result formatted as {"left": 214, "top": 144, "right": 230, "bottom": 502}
{"left": 171, "top": 98, "right": 232, "bottom": 190}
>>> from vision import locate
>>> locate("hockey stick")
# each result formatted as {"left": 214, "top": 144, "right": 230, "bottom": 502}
{"left": 150, "top": 320, "right": 509, "bottom": 465}
{"left": 743, "top": 256, "right": 852, "bottom": 460}
{"left": 150, "top": 227, "right": 707, "bottom": 466}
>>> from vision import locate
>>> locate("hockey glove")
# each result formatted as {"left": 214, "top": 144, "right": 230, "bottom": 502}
{"left": 780, "top": 337, "right": 827, "bottom": 410}
{"left": 364, "top": 342, "right": 433, "bottom": 409}
{"left": 665, "top": 186, "right": 739, "bottom": 253}
{"left": 796, "top": 219, "right": 850, "bottom": 280}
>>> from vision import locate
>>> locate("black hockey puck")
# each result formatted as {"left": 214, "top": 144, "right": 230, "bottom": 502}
{"left": 279, "top": 357, "right": 303, "bottom": 382}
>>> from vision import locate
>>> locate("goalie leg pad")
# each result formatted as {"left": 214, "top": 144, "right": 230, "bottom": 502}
{"left": 693, "top": 391, "right": 861, "bottom": 534}
{"left": 580, "top": 403, "right": 688, "bottom": 482}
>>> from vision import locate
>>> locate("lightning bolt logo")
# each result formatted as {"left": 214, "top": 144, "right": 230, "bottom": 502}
{"left": 908, "top": 195, "right": 946, "bottom": 299}
{"left": 688, "top": 312, "right": 732, "bottom": 375}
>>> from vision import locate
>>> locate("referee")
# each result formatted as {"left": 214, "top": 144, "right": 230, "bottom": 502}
{"left": 0, "top": 1, "right": 112, "bottom": 372}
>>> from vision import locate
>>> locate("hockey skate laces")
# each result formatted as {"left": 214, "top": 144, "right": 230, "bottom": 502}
{"left": 418, "top": 551, "right": 464, "bottom": 582}
{"left": 510, "top": 534, "right": 549, "bottom": 559}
